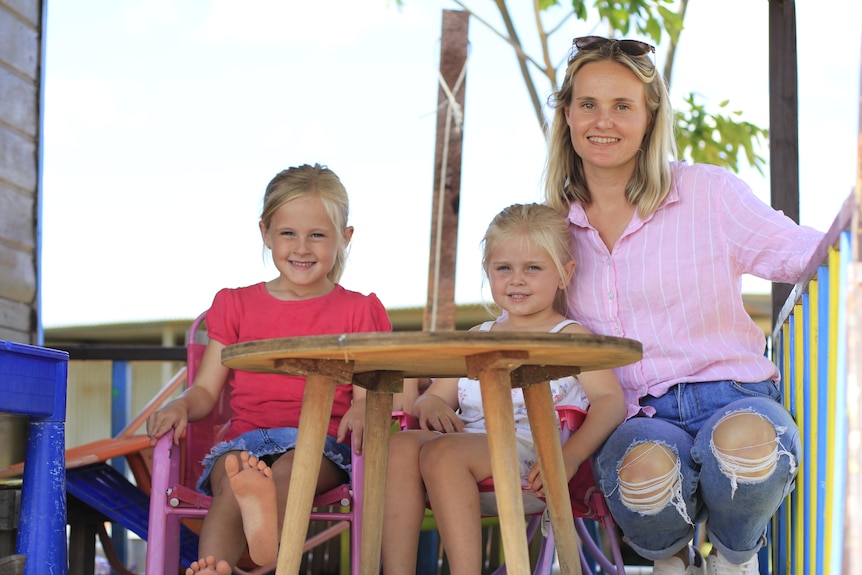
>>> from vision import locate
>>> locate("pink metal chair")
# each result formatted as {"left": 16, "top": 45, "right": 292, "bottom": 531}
{"left": 531, "top": 406, "right": 626, "bottom": 575}
{"left": 396, "top": 405, "right": 626, "bottom": 574}
{"left": 145, "top": 310, "right": 363, "bottom": 575}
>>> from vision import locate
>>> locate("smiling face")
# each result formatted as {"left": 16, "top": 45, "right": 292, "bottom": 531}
{"left": 564, "top": 59, "right": 650, "bottom": 182}
{"left": 486, "top": 233, "right": 573, "bottom": 325}
{"left": 260, "top": 194, "right": 353, "bottom": 300}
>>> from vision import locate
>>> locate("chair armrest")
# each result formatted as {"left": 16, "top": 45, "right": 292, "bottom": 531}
{"left": 556, "top": 405, "right": 587, "bottom": 432}
{"left": 150, "top": 432, "right": 183, "bottom": 498}
{"left": 392, "top": 410, "right": 419, "bottom": 431}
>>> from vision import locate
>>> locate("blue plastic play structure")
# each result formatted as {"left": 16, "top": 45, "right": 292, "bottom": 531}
{"left": 0, "top": 340, "right": 69, "bottom": 575}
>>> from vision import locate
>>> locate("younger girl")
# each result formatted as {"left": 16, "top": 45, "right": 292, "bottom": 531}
{"left": 381, "top": 203, "right": 626, "bottom": 574}
{"left": 146, "top": 163, "right": 392, "bottom": 575}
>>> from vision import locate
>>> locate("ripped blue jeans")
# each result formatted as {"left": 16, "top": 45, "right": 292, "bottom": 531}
{"left": 594, "top": 380, "right": 799, "bottom": 564}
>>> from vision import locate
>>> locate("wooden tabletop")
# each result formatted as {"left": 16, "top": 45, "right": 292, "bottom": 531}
{"left": 221, "top": 331, "right": 642, "bottom": 378}
{"left": 220, "top": 330, "right": 642, "bottom": 575}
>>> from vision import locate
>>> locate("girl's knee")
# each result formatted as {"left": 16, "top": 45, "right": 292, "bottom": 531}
{"left": 388, "top": 431, "right": 414, "bottom": 455}
{"left": 418, "top": 436, "right": 450, "bottom": 473}
{"left": 390, "top": 430, "right": 432, "bottom": 461}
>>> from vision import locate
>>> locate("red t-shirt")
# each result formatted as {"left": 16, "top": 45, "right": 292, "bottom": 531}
{"left": 206, "top": 283, "right": 392, "bottom": 440}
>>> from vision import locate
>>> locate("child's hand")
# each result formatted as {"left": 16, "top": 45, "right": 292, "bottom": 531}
{"left": 525, "top": 463, "right": 545, "bottom": 497}
{"left": 415, "top": 395, "right": 464, "bottom": 434}
{"left": 337, "top": 401, "right": 366, "bottom": 454}
{"left": 146, "top": 401, "right": 189, "bottom": 446}
{"left": 525, "top": 451, "right": 582, "bottom": 498}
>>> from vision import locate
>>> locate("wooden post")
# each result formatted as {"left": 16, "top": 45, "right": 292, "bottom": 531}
{"left": 768, "top": 0, "right": 800, "bottom": 326}
{"left": 424, "top": 10, "right": 469, "bottom": 333}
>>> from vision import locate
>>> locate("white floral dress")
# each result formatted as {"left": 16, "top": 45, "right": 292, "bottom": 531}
{"left": 457, "top": 319, "right": 589, "bottom": 478}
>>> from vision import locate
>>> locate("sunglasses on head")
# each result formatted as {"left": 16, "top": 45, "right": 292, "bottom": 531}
{"left": 568, "top": 36, "right": 655, "bottom": 63}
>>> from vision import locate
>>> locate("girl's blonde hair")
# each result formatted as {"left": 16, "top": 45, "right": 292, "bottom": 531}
{"left": 260, "top": 163, "right": 350, "bottom": 283}
{"left": 544, "top": 39, "right": 677, "bottom": 218}
{"left": 482, "top": 203, "right": 574, "bottom": 316}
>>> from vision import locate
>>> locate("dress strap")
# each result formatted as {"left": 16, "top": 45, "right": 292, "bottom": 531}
{"left": 482, "top": 319, "right": 579, "bottom": 333}
{"left": 550, "top": 319, "right": 580, "bottom": 333}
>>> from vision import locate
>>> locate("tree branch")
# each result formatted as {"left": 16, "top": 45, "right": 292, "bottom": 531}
{"left": 492, "top": 0, "right": 546, "bottom": 130}
{"left": 662, "top": 0, "right": 689, "bottom": 88}
{"left": 449, "top": 0, "right": 547, "bottom": 129}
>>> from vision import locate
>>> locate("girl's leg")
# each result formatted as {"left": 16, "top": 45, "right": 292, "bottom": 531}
{"left": 194, "top": 451, "right": 253, "bottom": 573}
{"left": 594, "top": 418, "right": 702, "bottom": 561}
{"left": 268, "top": 448, "right": 350, "bottom": 544}
{"left": 224, "top": 452, "right": 278, "bottom": 566}
{"left": 185, "top": 556, "right": 231, "bottom": 575}
{"left": 420, "top": 433, "right": 492, "bottom": 575}
{"left": 693, "top": 395, "right": 799, "bottom": 564}
{"left": 381, "top": 430, "right": 440, "bottom": 574}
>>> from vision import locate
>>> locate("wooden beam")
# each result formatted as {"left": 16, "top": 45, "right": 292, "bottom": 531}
{"left": 424, "top": 10, "right": 469, "bottom": 332}
{"left": 768, "top": 0, "right": 800, "bottom": 326}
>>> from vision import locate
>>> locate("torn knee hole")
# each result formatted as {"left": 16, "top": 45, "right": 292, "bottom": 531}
{"left": 617, "top": 443, "right": 692, "bottom": 524}
{"left": 713, "top": 411, "right": 776, "bottom": 450}
{"left": 712, "top": 411, "right": 783, "bottom": 489}
{"left": 619, "top": 462, "right": 678, "bottom": 514}
{"left": 712, "top": 441, "right": 778, "bottom": 484}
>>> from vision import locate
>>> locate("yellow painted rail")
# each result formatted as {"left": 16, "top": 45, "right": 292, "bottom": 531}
{"left": 770, "top": 190, "right": 861, "bottom": 575}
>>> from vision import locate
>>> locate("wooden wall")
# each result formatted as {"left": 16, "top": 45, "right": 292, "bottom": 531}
{"left": 0, "top": 0, "right": 44, "bottom": 345}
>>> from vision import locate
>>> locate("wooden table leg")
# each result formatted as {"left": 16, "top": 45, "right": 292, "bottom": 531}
{"left": 275, "top": 373, "right": 338, "bottom": 575}
{"left": 476, "top": 366, "right": 532, "bottom": 575}
{"left": 522, "top": 384, "right": 582, "bottom": 575}
{"left": 350, "top": 370, "right": 403, "bottom": 575}
{"left": 360, "top": 389, "right": 394, "bottom": 575}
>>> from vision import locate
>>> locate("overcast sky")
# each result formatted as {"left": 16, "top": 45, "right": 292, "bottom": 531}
{"left": 40, "top": 0, "right": 861, "bottom": 327}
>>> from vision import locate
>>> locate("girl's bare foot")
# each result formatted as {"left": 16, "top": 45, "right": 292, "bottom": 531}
{"left": 225, "top": 451, "right": 279, "bottom": 566}
{"left": 185, "top": 555, "right": 230, "bottom": 575}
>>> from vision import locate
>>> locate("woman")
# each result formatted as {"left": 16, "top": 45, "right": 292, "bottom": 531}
{"left": 544, "top": 35, "right": 823, "bottom": 575}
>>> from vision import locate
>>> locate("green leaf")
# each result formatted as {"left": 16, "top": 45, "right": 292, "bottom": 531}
{"left": 674, "top": 92, "right": 768, "bottom": 175}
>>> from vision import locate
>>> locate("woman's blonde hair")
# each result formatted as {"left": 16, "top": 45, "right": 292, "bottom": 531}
{"left": 482, "top": 203, "right": 574, "bottom": 316}
{"left": 544, "top": 38, "right": 677, "bottom": 217}
{"left": 260, "top": 163, "right": 350, "bottom": 283}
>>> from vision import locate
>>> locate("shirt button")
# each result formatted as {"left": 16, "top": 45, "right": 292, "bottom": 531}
{"left": 608, "top": 291, "right": 614, "bottom": 299}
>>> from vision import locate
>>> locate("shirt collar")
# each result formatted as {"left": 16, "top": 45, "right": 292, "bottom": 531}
{"left": 565, "top": 173, "right": 681, "bottom": 228}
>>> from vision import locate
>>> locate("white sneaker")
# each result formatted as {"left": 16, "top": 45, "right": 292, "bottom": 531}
{"left": 706, "top": 551, "right": 759, "bottom": 574}
{"left": 652, "top": 545, "right": 706, "bottom": 575}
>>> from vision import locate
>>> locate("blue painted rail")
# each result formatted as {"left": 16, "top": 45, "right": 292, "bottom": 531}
{"left": 770, "top": 190, "right": 861, "bottom": 574}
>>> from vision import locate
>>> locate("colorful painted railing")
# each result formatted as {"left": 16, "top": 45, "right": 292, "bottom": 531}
{"left": 770, "top": 190, "right": 861, "bottom": 575}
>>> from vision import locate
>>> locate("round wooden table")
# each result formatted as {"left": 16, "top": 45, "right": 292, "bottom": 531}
{"left": 223, "top": 331, "right": 641, "bottom": 575}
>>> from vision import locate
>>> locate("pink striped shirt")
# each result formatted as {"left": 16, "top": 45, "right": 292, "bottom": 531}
{"left": 565, "top": 162, "right": 823, "bottom": 418}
